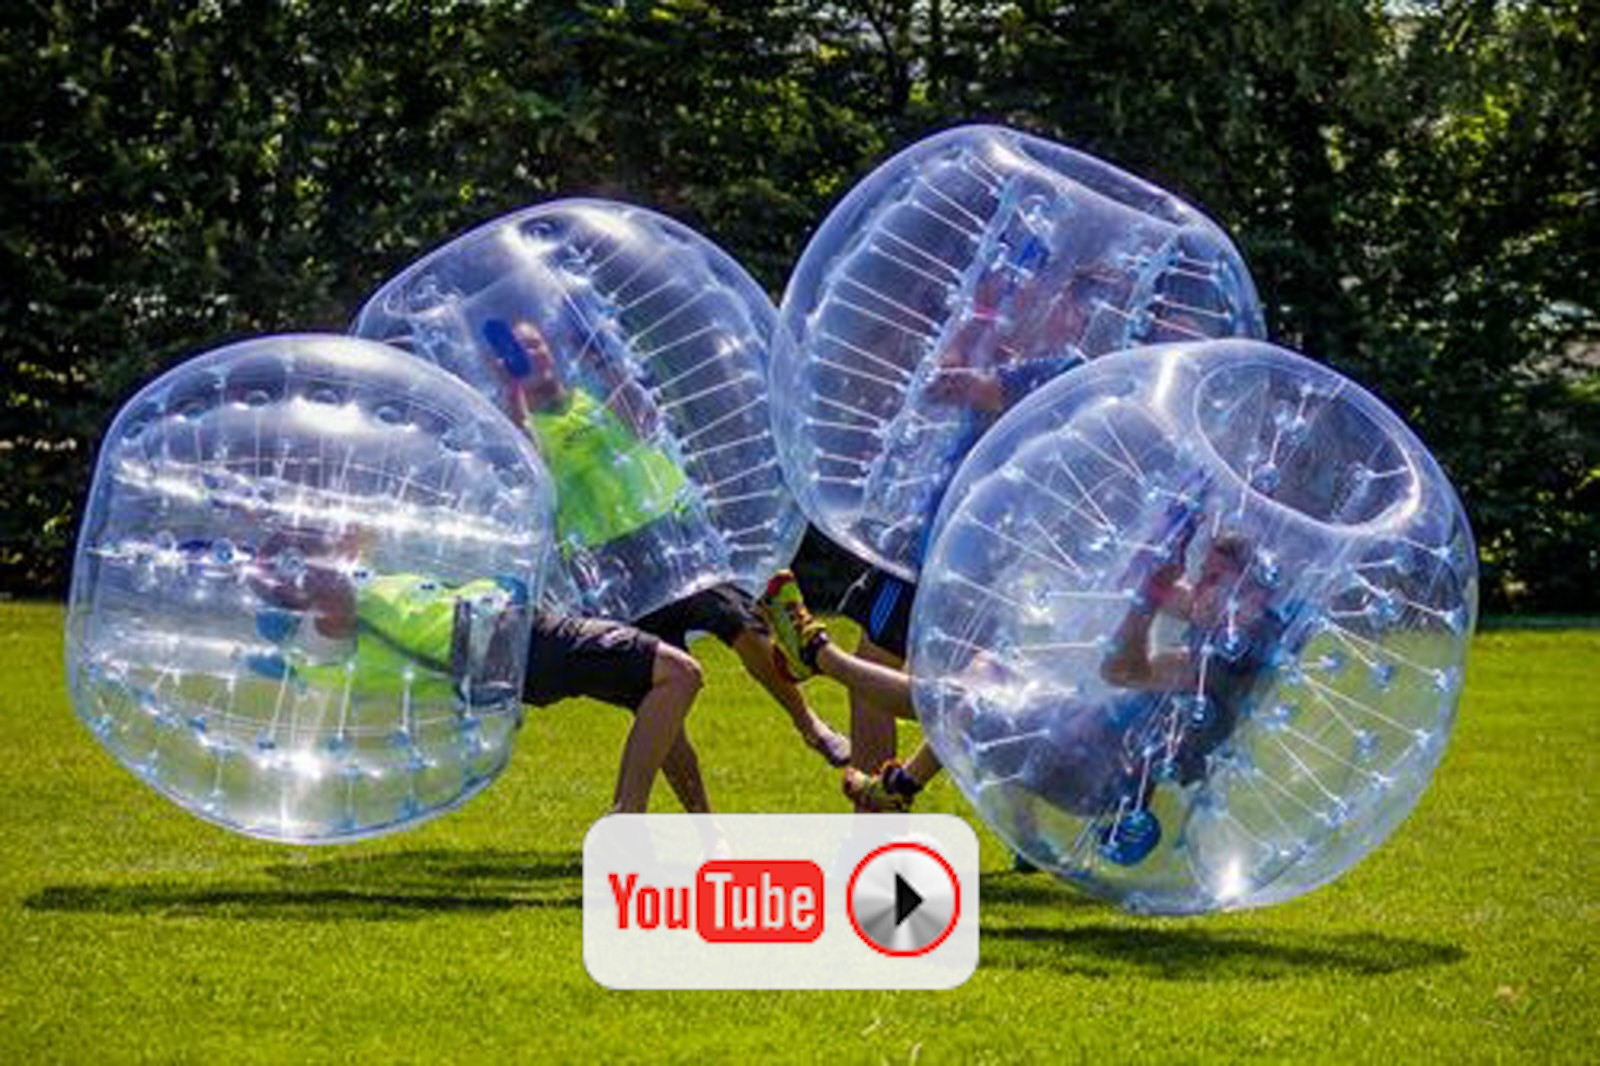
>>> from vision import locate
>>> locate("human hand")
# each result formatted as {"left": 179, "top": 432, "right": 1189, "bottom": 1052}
{"left": 1141, "top": 558, "right": 1185, "bottom": 608}
{"left": 924, "top": 366, "right": 1005, "bottom": 411}
{"left": 610, "top": 381, "right": 661, "bottom": 437}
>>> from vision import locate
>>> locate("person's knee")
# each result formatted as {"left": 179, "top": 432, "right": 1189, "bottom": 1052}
{"left": 729, "top": 628, "right": 765, "bottom": 667}
{"left": 654, "top": 646, "right": 704, "bottom": 703}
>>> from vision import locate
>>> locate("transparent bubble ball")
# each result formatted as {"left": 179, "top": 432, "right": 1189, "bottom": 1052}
{"left": 773, "top": 125, "right": 1266, "bottom": 579}
{"left": 353, "top": 198, "right": 805, "bottom": 621}
{"left": 910, "top": 339, "right": 1477, "bottom": 913}
{"left": 66, "top": 335, "right": 554, "bottom": 843}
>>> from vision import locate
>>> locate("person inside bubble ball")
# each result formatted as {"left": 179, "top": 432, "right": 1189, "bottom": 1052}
{"left": 245, "top": 526, "right": 508, "bottom": 704}
{"left": 481, "top": 316, "right": 851, "bottom": 769}
{"left": 834, "top": 260, "right": 1104, "bottom": 821}
{"left": 760, "top": 525, "right": 1288, "bottom": 865}
{"left": 249, "top": 526, "right": 710, "bottom": 815}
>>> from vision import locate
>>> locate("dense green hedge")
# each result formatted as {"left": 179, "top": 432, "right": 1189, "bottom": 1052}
{"left": 4, "top": 1, "right": 1595, "bottom": 609}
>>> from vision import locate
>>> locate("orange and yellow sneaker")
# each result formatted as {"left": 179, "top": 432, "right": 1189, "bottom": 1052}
{"left": 758, "top": 570, "right": 829, "bottom": 682}
{"left": 842, "top": 763, "right": 917, "bottom": 813}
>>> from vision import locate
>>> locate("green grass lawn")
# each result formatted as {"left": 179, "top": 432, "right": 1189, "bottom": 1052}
{"left": 1, "top": 602, "right": 1594, "bottom": 1063}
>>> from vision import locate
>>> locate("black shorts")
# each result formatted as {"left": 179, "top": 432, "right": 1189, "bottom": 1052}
{"left": 837, "top": 566, "right": 915, "bottom": 660}
{"left": 634, "top": 582, "right": 764, "bottom": 650}
{"left": 523, "top": 611, "right": 659, "bottom": 710}
{"left": 566, "top": 510, "right": 718, "bottom": 622}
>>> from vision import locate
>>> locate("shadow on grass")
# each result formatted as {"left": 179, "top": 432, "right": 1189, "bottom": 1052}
{"left": 263, "top": 847, "right": 583, "bottom": 892}
{"left": 980, "top": 870, "right": 1105, "bottom": 909}
{"left": 24, "top": 847, "right": 583, "bottom": 922}
{"left": 983, "top": 924, "right": 1466, "bottom": 981}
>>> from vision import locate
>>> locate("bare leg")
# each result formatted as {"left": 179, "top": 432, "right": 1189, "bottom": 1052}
{"left": 844, "top": 635, "right": 908, "bottom": 779}
{"left": 731, "top": 629, "right": 847, "bottom": 759}
{"left": 659, "top": 731, "right": 711, "bottom": 813}
{"left": 821, "top": 639, "right": 916, "bottom": 720}
{"left": 827, "top": 638, "right": 947, "bottom": 810}
{"left": 612, "top": 644, "right": 703, "bottom": 813}
{"left": 839, "top": 727, "right": 948, "bottom": 813}
{"left": 903, "top": 741, "right": 943, "bottom": 785}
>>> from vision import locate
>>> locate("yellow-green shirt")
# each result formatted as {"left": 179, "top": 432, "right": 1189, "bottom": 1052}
{"left": 294, "top": 574, "right": 501, "bottom": 699}
{"left": 524, "top": 389, "right": 689, "bottom": 549}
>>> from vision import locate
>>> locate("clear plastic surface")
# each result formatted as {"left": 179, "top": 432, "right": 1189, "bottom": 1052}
{"left": 354, "top": 199, "right": 805, "bottom": 620}
{"left": 66, "top": 335, "right": 553, "bottom": 843}
{"left": 911, "top": 340, "right": 1477, "bottom": 913}
{"left": 773, "top": 125, "right": 1265, "bottom": 579}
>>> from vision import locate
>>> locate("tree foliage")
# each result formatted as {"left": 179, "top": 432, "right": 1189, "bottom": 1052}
{"left": 3, "top": 0, "right": 1594, "bottom": 609}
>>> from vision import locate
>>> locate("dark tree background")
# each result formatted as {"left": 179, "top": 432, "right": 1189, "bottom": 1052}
{"left": 3, "top": 0, "right": 1595, "bottom": 611}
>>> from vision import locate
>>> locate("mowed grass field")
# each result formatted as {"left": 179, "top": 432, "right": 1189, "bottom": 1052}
{"left": 0, "top": 601, "right": 1594, "bottom": 1063}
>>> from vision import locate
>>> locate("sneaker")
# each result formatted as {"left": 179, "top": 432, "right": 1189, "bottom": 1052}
{"left": 759, "top": 571, "right": 827, "bottom": 682}
{"left": 802, "top": 721, "right": 852, "bottom": 768}
{"left": 842, "top": 765, "right": 914, "bottom": 813}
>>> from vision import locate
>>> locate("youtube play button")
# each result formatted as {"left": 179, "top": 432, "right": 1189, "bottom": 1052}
{"left": 847, "top": 841, "right": 961, "bottom": 957}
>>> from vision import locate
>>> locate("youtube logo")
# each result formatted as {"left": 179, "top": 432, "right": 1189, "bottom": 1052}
{"left": 606, "top": 862, "right": 825, "bottom": 941}
{"left": 584, "top": 814, "right": 979, "bottom": 990}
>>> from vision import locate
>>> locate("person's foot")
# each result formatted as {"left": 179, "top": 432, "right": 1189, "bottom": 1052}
{"left": 801, "top": 719, "right": 851, "bottom": 768}
{"left": 759, "top": 571, "right": 828, "bottom": 682}
{"left": 842, "top": 765, "right": 915, "bottom": 812}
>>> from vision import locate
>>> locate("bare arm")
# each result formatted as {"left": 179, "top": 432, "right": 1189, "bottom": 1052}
{"left": 1102, "top": 645, "right": 1196, "bottom": 692}
{"left": 924, "top": 365, "right": 1005, "bottom": 412}
{"left": 572, "top": 324, "right": 663, "bottom": 438}
{"left": 506, "top": 380, "right": 530, "bottom": 424}
{"left": 1100, "top": 568, "right": 1198, "bottom": 691}
{"left": 248, "top": 559, "right": 357, "bottom": 641}
{"left": 600, "top": 376, "right": 662, "bottom": 438}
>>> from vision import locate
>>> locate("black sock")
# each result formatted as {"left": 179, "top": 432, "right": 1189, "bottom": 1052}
{"left": 884, "top": 764, "right": 922, "bottom": 797}
{"left": 801, "top": 629, "right": 830, "bottom": 671}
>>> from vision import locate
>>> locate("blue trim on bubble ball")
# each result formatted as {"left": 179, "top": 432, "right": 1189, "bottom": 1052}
{"left": 245, "top": 652, "right": 291, "bottom": 680}
{"left": 1098, "top": 809, "right": 1162, "bottom": 866}
{"left": 494, "top": 575, "right": 530, "bottom": 605}
{"left": 255, "top": 608, "right": 300, "bottom": 644}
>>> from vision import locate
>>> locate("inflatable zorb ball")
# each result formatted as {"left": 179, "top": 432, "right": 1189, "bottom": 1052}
{"left": 354, "top": 199, "right": 805, "bottom": 621}
{"left": 66, "top": 336, "right": 553, "bottom": 843}
{"left": 911, "top": 340, "right": 1477, "bottom": 913}
{"left": 773, "top": 125, "right": 1265, "bottom": 579}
